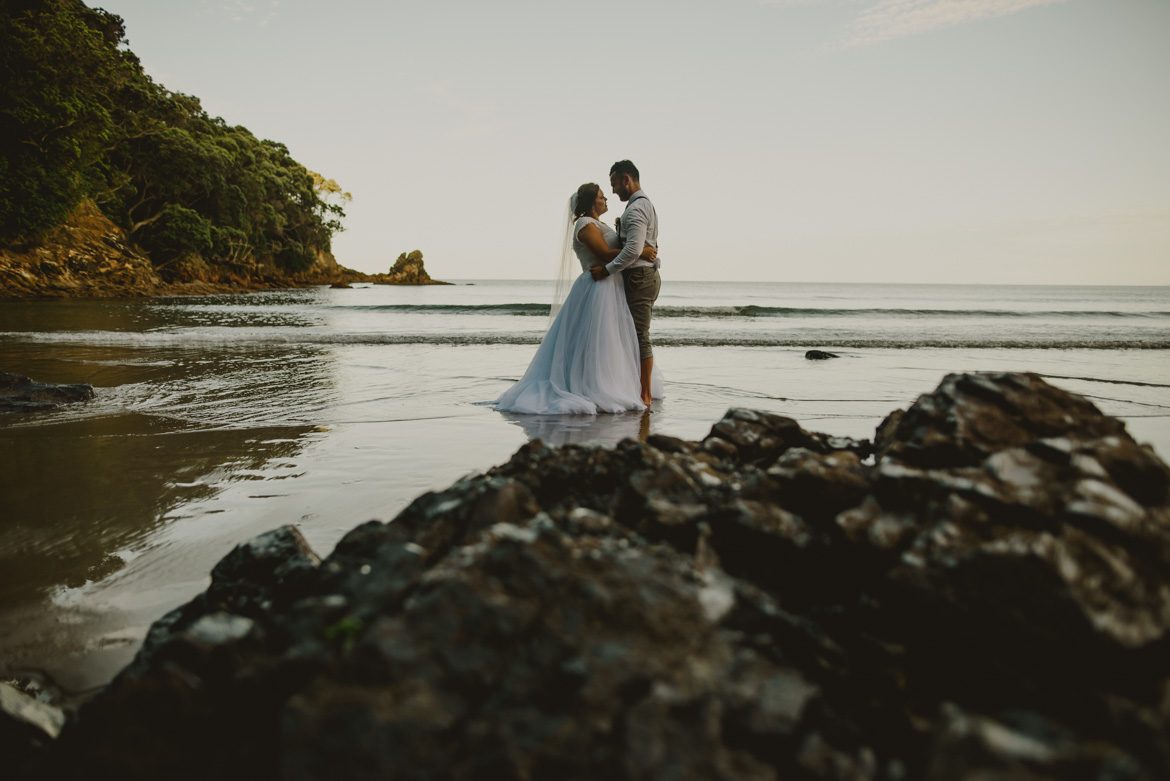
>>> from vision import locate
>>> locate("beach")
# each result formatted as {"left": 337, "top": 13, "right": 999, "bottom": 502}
{"left": 1, "top": 280, "right": 1168, "bottom": 693}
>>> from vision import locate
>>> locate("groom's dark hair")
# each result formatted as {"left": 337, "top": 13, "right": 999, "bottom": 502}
{"left": 609, "top": 160, "right": 640, "bottom": 181}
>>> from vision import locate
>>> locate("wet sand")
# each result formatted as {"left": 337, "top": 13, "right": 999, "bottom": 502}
{"left": 2, "top": 330, "right": 1168, "bottom": 694}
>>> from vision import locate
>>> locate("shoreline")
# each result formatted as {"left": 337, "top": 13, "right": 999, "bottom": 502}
{"left": 0, "top": 279, "right": 451, "bottom": 302}
{"left": 0, "top": 274, "right": 453, "bottom": 302}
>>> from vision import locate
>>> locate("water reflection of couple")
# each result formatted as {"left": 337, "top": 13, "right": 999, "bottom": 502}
{"left": 498, "top": 408, "right": 652, "bottom": 449}
{"left": 495, "top": 160, "right": 663, "bottom": 415}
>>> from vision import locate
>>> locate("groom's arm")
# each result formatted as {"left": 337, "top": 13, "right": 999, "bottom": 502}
{"left": 604, "top": 205, "right": 649, "bottom": 276}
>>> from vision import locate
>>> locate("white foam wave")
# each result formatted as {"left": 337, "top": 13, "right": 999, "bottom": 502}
{"left": 2, "top": 329, "right": 1167, "bottom": 350}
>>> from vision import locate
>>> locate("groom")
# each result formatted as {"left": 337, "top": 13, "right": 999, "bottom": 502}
{"left": 590, "top": 159, "right": 661, "bottom": 406}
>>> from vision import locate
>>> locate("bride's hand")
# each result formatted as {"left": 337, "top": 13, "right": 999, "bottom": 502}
{"left": 640, "top": 244, "right": 658, "bottom": 261}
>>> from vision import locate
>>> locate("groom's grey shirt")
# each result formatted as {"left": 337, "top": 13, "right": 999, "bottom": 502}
{"left": 605, "top": 189, "right": 659, "bottom": 276}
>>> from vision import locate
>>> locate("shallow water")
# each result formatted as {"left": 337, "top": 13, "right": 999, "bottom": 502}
{"left": 1, "top": 282, "right": 1168, "bottom": 692}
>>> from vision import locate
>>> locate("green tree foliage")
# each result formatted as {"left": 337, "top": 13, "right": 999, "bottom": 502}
{"left": 0, "top": 0, "right": 346, "bottom": 272}
{"left": 135, "top": 203, "right": 213, "bottom": 264}
{"left": 0, "top": 0, "right": 125, "bottom": 242}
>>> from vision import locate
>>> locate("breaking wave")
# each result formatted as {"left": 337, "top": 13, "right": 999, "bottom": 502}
{"left": 327, "top": 303, "right": 1170, "bottom": 319}
{"left": 4, "top": 329, "right": 1168, "bottom": 350}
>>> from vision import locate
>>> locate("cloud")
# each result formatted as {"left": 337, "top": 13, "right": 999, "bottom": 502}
{"left": 844, "top": 0, "right": 1072, "bottom": 46}
{"left": 759, "top": 0, "right": 1075, "bottom": 44}
{"left": 202, "top": 0, "right": 281, "bottom": 27}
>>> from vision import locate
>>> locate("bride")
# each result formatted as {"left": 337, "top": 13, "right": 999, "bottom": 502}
{"left": 494, "top": 182, "right": 662, "bottom": 415}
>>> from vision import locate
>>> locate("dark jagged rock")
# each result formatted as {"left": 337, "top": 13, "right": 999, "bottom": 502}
{"left": 1, "top": 683, "right": 65, "bottom": 776}
{"left": 875, "top": 371, "right": 1129, "bottom": 468}
{"left": 0, "top": 372, "right": 94, "bottom": 413}
{"left": 37, "top": 373, "right": 1170, "bottom": 779}
{"left": 805, "top": 350, "right": 839, "bottom": 360}
{"left": 700, "top": 407, "right": 872, "bottom": 466}
{"left": 328, "top": 281, "right": 353, "bottom": 289}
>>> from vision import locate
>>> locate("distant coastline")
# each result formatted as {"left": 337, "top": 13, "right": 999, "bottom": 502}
{"left": 0, "top": 200, "right": 446, "bottom": 299}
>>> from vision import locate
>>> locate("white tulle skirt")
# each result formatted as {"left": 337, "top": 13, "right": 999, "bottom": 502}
{"left": 495, "top": 272, "right": 663, "bottom": 415}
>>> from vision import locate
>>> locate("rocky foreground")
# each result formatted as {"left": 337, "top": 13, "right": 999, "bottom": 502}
{"left": 9, "top": 372, "right": 1170, "bottom": 779}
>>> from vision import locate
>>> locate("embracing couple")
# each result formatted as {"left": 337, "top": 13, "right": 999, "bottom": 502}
{"left": 495, "top": 160, "right": 662, "bottom": 415}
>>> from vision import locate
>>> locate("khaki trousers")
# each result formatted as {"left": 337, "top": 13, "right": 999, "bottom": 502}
{"left": 623, "top": 266, "right": 661, "bottom": 360}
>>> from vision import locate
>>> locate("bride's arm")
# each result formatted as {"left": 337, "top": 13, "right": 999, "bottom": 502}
{"left": 577, "top": 223, "right": 657, "bottom": 263}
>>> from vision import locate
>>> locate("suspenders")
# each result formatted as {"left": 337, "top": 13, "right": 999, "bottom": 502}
{"left": 620, "top": 195, "right": 651, "bottom": 240}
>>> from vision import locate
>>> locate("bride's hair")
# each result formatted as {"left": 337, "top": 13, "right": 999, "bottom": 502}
{"left": 571, "top": 183, "right": 601, "bottom": 219}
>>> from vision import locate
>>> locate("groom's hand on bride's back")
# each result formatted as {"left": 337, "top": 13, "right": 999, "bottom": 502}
{"left": 590, "top": 265, "right": 608, "bottom": 281}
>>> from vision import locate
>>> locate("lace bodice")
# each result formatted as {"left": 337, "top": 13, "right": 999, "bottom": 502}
{"left": 571, "top": 217, "right": 618, "bottom": 272}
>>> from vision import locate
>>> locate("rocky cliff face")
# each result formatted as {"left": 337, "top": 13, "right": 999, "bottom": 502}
{"left": 0, "top": 200, "right": 369, "bottom": 298}
{"left": 19, "top": 373, "right": 1170, "bottom": 780}
{"left": 0, "top": 200, "right": 162, "bottom": 298}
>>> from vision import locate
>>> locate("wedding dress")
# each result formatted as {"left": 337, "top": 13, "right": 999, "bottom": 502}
{"left": 494, "top": 216, "right": 662, "bottom": 415}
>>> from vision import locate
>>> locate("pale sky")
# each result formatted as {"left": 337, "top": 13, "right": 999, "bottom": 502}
{"left": 96, "top": 0, "right": 1169, "bottom": 283}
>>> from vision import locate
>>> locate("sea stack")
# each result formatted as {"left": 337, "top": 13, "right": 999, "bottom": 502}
{"left": 370, "top": 250, "right": 450, "bottom": 285}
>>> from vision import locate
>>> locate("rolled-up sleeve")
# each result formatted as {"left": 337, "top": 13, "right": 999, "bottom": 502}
{"left": 605, "top": 204, "right": 648, "bottom": 275}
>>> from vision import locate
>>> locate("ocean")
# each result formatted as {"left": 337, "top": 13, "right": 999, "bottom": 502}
{"left": 1, "top": 280, "right": 1168, "bottom": 692}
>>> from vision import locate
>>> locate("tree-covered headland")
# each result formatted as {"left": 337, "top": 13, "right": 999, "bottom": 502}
{"left": 0, "top": 0, "right": 347, "bottom": 277}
